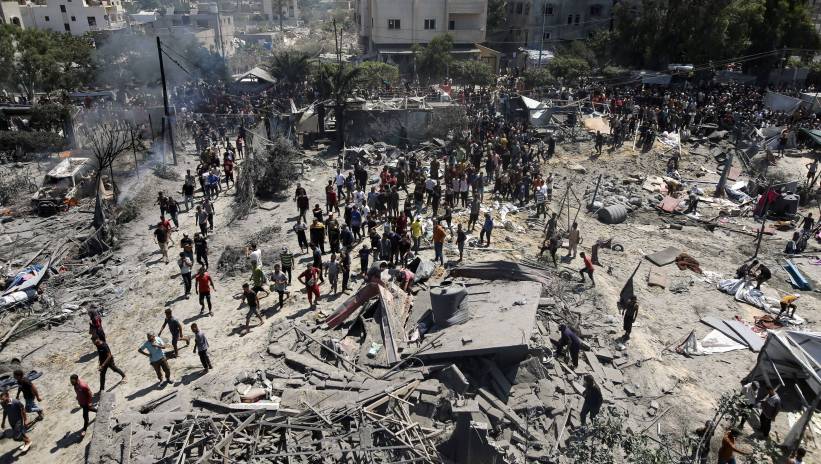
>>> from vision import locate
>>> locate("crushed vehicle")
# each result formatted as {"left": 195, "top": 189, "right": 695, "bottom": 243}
{"left": 30, "top": 157, "right": 95, "bottom": 215}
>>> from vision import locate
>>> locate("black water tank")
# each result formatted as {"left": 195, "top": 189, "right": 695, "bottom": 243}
{"left": 430, "top": 281, "right": 469, "bottom": 327}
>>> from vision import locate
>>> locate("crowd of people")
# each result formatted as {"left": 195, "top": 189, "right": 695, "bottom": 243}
{"left": 4, "top": 65, "right": 821, "bottom": 460}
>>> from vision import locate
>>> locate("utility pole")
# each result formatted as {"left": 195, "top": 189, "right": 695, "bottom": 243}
{"left": 752, "top": 183, "right": 773, "bottom": 259}
{"left": 156, "top": 36, "right": 177, "bottom": 165}
{"left": 538, "top": 0, "right": 547, "bottom": 67}
{"left": 277, "top": 0, "right": 284, "bottom": 31}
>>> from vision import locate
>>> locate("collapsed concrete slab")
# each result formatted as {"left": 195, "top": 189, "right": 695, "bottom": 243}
{"left": 406, "top": 279, "right": 541, "bottom": 363}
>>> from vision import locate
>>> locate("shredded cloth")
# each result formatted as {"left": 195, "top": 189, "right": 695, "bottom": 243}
{"left": 675, "top": 253, "right": 702, "bottom": 274}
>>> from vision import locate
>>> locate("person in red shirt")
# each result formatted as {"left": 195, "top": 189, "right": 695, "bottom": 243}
{"left": 579, "top": 251, "right": 595, "bottom": 286}
{"left": 194, "top": 267, "right": 216, "bottom": 315}
{"left": 70, "top": 374, "right": 96, "bottom": 437}
{"left": 223, "top": 158, "right": 234, "bottom": 189}
{"left": 298, "top": 263, "right": 324, "bottom": 308}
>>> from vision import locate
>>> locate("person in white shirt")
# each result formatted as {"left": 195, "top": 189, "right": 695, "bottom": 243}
{"left": 247, "top": 242, "right": 262, "bottom": 269}
{"left": 334, "top": 169, "right": 346, "bottom": 199}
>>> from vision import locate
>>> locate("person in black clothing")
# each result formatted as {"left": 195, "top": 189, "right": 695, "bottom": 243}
{"left": 580, "top": 374, "right": 603, "bottom": 425}
{"left": 340, "top": 248, "right": 351, "bottom": 292}
{"left": 456, "top": 224, "right": 467, "bottom": 261}
{"left": 93, "top": 337, "right": 126, "bottom": 392}
{"left": 182, "top": 182, "right": 195, "bottom": 211}
{"left": 554, "top": 324, "right": 581, "bottom": 368}
{"left": 13, "top": 370, "right": 43, "bottom": 421}
{"left": 755, "top": 263, "right": 772, "bottom": 290}
{"left": 622, "top": 295, "right": 639, "bottom": 341}
{"left": 194, "top": 233, "right": 209, "bottom": 269}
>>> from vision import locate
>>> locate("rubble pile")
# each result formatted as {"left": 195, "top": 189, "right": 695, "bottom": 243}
{"left": 85, "top": 266, "right": 687, "bottom": 463}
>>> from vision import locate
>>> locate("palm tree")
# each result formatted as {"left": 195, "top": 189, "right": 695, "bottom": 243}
{"left": 266, "top": 51, "right": 310, "bottom": 93}
{"left": 315, "top": 63, "right": 362, "bottom": 149}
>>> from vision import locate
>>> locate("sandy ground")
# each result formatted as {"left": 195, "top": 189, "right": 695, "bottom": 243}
{"left": 0, "top": 135, "right": 819, "bottom": 463}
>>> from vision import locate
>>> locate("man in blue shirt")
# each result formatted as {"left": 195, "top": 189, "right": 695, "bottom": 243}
{"left": 479, "top": 213, "right": 494, "bottom": 247}
{"left": 138, "top": 333, "right": 172, "bottom": 385}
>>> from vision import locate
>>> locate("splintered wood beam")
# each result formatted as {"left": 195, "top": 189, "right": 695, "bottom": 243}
{"left": 195, "top": 412, "right": 258, "bottom": 464}
{"left": 175, "top": 422, "right": 196, "bottom": 464}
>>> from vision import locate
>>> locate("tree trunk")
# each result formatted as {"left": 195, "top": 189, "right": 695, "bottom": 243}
{"left": 335, "top": 103, "right": 345, "bottom": 149}
{"left": 92, "top": 176, "right": 106, "bottom": 230}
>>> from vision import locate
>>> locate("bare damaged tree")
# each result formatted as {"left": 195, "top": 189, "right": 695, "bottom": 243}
{"left": 80, "top": 121, "right": 146, "bottom": 229}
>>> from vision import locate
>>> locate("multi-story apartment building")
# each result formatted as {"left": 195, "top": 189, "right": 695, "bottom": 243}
{"left": 261, "top": 0, "right": 298, "bottom": 25}
{"left": 136, "top": 4, "right": 236, "bottom": 56}
{"left": 355, "top": 0, "right": 488, "bottom": 63}
{"left": 0, "top": 0, "right": 127, "bottom": 34}
{"left": 504, "top": 0, "right": 614, "bottom": 49}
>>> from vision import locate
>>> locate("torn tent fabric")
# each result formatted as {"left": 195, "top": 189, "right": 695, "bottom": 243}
{"left": 717, "top": 279, "right": 805, "bottom": 325}
{"left": 700, "top": 330, "right": 747, "bottom": 354}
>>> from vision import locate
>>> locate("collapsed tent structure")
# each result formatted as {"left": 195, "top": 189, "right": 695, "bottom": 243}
{"left": 745, "top": 331, "right": 821, "bottom": 398}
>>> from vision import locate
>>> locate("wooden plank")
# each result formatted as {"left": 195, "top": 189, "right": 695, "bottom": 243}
{"left": 195, "top": 412, "right": 258, "bottom": 464}
{"left": 121, "top": 423, "right": 133, "bottom": 464}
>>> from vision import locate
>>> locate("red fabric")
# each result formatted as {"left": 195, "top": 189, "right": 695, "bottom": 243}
{"left": 195, "top": 273, "right": 212, "bottom": 293}
{"left": 74, "top": 380, "right": 93, "bottom": 406}
{"left": 584, "top": 256, "right": 594, "bottom": 272}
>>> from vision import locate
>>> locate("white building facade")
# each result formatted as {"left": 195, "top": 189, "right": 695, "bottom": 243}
{"left": 356, "top": 0, "right": 488, "bottom": 60}
{"left": 0, "top": 0, "right": 127, "bottom": 34}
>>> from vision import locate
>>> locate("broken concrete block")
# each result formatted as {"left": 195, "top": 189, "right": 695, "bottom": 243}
{"left": 438, "top": 364, "right": 470, "bottom": 394}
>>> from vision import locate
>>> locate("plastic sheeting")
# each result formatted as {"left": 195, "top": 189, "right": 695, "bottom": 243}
{"left": 764, "top": 91, "right": 804, "bottom": 115}
{"left": 701, "top": 329, "right": 747, "bottom": 354}
{"left": 717, "top": 278, "right": 805, "bottom": 324}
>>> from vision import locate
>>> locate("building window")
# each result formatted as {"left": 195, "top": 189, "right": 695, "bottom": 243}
{"left": 448, "top": 19, "right": 454, "bottom": 30}
{"left": 574, "top": 14, "right": 580, "bottom": 24}
{"left": 63, "top": 22, "right": 70, "bottom": 31}
{"left": 590, "top": 5, "right": 602, "bottom": 16}
{"left": 567, "top": 14, "right": 571, "bottom": 24}
{"left": 71, "top": 15, "right": 75, "bottom": 20}
{"left": 507, "top": 2, "right": 513, "bottom": 13}
{"left": 44, "top": 15, "right": 50, "bottom": 21}
{"left": 523, "top": 3, "right": 530, "bottom": 15}
{"left": 515, "top": 2, "right": 523, "bottom": 14}
{"left": 59, "top": 5, "right": 66, "bottom": 12}
{"left": 544, "top": 3, "right": 553, "bottom": 15}
{"left": 387, "top": 18, "right": 400, "bottom": 29}
{"left": 423, "top": 19, "right": 435, "bottom": 30}
{"left": 87, "top": 16, "right": 96, "bottom": 26}
{"left": 543, "top": 31, "right": 551, "bottom": 40}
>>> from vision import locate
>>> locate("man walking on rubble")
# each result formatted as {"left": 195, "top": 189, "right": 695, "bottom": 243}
{"left": 594, "top": 131, "right": 604, "bottom": 157}
{"left": 191, "top": 323, "right": 213, "bottom": 374}
{"left": 579, "top": 251, "right": 595, "bottom": 286}
{"left": 13, "top": 370, "right": 43, "bottom": 422}
{"left": 154, "top": 220, "right": 170, "bottom": 264}
{"left": 758, "top": 386, "right": 781, "bottom": 440}
{"left": 69, "top": 374, "right": 96, "bottom": 437}
{"left": 622, "top": 295, "right": 639, "bottom": 341}
{"left": 298, "top": 262, "right": 324, "bottom": 309}
{"left": 567, "top": 222, "right": 582, "bottom": 259}
{"left": 554, "top": 324, "right": 581, "bottom": 368}
{"left": 159, "top": 308, "right": 190, "bottom": 358}
{"left": 240, "top": 283, "right": 265, "bottom": 334}
{"left": 1, "top": 389, "right": 32, "bottom": 452}
{"left": 432, "top": 221, "right": 447, "bottom": 265}
{"left": 93, "top": 337, "right": 126, "bottom": 392}
{"left": 194, "top": 267, "right": 215, "bottom": 316}
{"left": 580, "top": 374, "right": 603, "bottom": 425}
{"left": 138, "top": 333, "right": 172, "bottom": 386}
